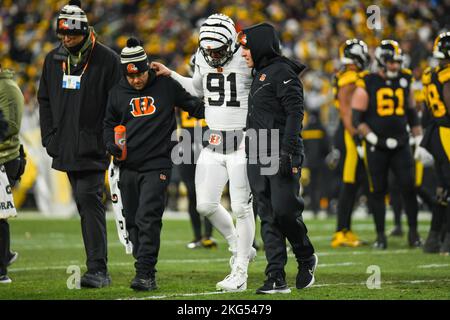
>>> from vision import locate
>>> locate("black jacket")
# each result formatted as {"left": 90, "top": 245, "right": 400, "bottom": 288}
{"left": 103, "top": 71, "right": 205, "bottom": 172}
{"left": 244, "top": 23, "right": 306, "bottom": 160}
{"left": 38, "top": 39, "right": 121, "bottom": 172}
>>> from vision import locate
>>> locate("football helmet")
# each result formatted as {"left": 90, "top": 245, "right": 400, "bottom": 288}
{"left": 199, "top": 13, "right": 237, "bottom": 68}
{"left": 433, "top": 31, "right": 450, "bottom": 60}
{"left": 375, "top": 39, "right": 403, "bottom": 78}
{"left": 339, "top": 39, "right": 370, "bottom": 70}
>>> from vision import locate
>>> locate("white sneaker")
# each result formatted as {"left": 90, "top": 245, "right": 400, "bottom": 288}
{"left": 0, "top": 275, "right": 12, "bottom": 284}
{"left": 216, "top": 266, "right": 248, "bottom": 292}
{"left": 229, "top": 247, "right": 257, "bottom": 270}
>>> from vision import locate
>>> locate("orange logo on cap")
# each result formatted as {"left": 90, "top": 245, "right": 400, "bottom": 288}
{"left": 59, "top": 19, "right": 69, "bottom": 30}
{"left": 127, "top": 63, "right": 139, "bottom": 74}
{"left": 238, "top": 32, "right": 247, "bottom": 46}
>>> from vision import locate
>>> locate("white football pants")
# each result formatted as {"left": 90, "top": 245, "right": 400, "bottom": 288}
{"left": 195, "top": 140, "right": 255, "bottom": 271}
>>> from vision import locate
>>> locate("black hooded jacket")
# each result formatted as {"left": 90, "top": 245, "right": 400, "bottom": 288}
{"left": 243, "top": 23, "right": 306, "bottom": 160}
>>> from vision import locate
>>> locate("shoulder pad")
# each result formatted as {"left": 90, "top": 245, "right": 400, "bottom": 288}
{"left": 401, "top": 68, "right": 412, "bottom": 75}
{"left": 438, "top": 66, "right": 450, "bottom": 84}
{"left": 337, "top": 70, "right": 358, "bottom": 87}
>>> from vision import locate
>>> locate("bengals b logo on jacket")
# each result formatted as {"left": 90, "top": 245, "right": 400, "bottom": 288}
{"left": 130, "top": 96, "right": 157, "bottom": 117}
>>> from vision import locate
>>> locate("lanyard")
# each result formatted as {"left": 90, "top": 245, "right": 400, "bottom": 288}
{"left": 62, "top": 34, "right": 96, "bottom": 77}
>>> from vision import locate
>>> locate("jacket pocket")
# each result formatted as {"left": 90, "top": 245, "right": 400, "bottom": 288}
{"left": 46, "top": 133, "right": 60, "bottom": 158}
{"left": 78, "top": 130, "right": 105, "bottom": 158}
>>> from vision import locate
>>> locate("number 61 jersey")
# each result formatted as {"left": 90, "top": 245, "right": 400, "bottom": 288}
{"left": 356, "top": 69, "right": 413, "bottom": 141}
{"left": 193, "top": 46, "right": 252, "bottom": 131}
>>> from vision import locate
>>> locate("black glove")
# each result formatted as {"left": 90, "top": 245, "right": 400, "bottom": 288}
{"left": 106, "top": 143, "right": 123, "bottom": 159}
{"left": 16, "top": 145, "right": 27, "bottom": 180}
{"left": 279, "top": 150, "right": 293, "bottom": 177}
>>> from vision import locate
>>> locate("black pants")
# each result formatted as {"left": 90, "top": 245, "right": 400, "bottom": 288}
{"left": 364, "top": 143, "right": 418, "bottom": 234}
{"left": 120, "top": 168, "right": 171, "bottom": 278}
{"left": 67, "top": 171, "right": 107, "bottom": 273}
{"left": 247, "top": 160, "right": 314, "bottom": 277}
{"left": 179, "top": 163, "right": 212, "bottom": 240}
{"left": 0, "top": 158, "right": 21, "bottom": 275}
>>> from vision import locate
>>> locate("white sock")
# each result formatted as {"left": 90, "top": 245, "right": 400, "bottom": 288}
{"left": 207, "top": 204, "right": 237, "bottom": 252}
{"left": 235, "top": 206, "right": 255, "bottom": 272}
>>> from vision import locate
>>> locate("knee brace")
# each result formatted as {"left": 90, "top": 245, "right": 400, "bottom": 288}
{"left": 196, "top": 202, "right": 219, "bottom": 217}
{"left": 231, "top": 201, "right": 252, "bottom": 219}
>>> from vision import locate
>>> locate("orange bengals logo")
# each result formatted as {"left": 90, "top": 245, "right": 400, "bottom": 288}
{"left": 209, "top": 133, "right": 221, "bottom": 146}
{"left": 59, "top": 19, "right": 69, "bottom": 30}
{"left": 130, "top": 96, "right": 156, "bottom": 117}
{"left": 127, "top": 63, "right": 139, "bottom": 74}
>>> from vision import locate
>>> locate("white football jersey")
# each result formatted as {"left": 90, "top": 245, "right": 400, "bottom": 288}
{"left": 193, "top": 46, "right": 252, "bottom": 131}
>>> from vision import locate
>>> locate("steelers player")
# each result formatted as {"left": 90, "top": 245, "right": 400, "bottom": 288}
{"left": 352, "top": 40, "right": 423, "bottom": 249}
{"left": 331, "top": 39, "right": 370, "bottom": 248}
{"left": 420, "top": 32, "right": 450, "bottom": 255}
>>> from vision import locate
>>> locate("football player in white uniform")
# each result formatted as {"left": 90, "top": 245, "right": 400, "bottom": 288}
{"left": 152, "top": 13, "right": 255, "bottom": 292}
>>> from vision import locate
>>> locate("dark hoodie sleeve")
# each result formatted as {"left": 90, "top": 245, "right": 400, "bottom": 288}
{"left": 38, "top": 54, "right": 55, "bottom": 146}
{"left": 172, "top": 79, "right": 205, "bottom": 119}
{"left": 276, "top": 68, "right": 304, "bottom": 154}
{"left": 103, "top": 89, "right": 120, "bottom": 148}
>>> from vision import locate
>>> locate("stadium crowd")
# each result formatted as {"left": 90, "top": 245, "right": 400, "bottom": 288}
{"left": 0, "top": 0, "right": 449, "bottom": 214}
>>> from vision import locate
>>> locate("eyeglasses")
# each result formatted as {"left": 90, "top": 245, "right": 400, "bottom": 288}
{"left": 237, "top": 31, "right": 248, "bottom": 49}
{"left": 57, "top": 33, "right": 80, "bottom": 40}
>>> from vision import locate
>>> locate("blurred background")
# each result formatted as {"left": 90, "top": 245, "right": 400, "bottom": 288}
{"left": 0, "top": 0, "right": 449, "bottom": 217}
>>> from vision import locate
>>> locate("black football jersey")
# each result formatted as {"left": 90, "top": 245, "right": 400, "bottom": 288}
{"left": 356, "top": 69, "right": 413, "bottom": 139}
{"left": 422, "top": 64, "right": 450, "bottom": 127}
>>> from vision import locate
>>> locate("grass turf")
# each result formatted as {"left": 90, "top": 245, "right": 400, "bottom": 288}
{"left": 1, "top": 214, "right": 449, "bottom": 300}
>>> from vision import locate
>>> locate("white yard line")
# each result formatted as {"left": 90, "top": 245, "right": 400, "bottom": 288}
{"left": 119, "top": 278, "right": 450, "bottom": 300}
{"left": 9, "top": 260, "right": 361, "bottom": 273}
{"left": 418, "top": 264, "right": 450, "bottom": 269}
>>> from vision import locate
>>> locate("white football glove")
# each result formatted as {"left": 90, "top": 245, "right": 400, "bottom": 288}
{"left": 365, "top": 132, "right": 378, "bottom": 146}
{"left": 356, "top": 145, "right": 365, "bottom": 159}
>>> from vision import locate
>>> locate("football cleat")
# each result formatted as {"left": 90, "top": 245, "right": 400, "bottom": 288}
{"left": 296, "top": 253, "right": 318, "bottom": 289}
{"left": 256, "top": 272, "right": 291, "bottom": 294}
{"left": 373, "top": 234, "right": 388, "bottom": 250}
{"left": 186, "top": 240, "right": 202, "bottom": 249}
{"left": 389, "top": 226, "right": 404, "bottom": 237}
{"left": 216, "top": 265, "right": 247, "bottom": 292}
{"left": 408, "top": 230, "right": 423, "bottom": 248}
{"left": 331, "top": 231, "right": 347, "bottom": 248}
{"left": 229, "top": 247, "right": 257, "bottom": 270}
{"left": 201, "top": 237, "right": 218, "bottom": 249}
{"left": 345, "top": 230, "right": 366, "bottom": 247}
{"left": 440, "top": 233, "right": 450, "bottom": 256}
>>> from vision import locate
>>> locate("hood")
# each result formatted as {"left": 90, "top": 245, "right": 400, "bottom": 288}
{"left": 242, "top": 23, "right": 281, "bottom": 71}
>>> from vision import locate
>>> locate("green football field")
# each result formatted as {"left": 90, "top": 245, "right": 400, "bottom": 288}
{"left": 1, "top": 213, "right": 449, "bottom": 300}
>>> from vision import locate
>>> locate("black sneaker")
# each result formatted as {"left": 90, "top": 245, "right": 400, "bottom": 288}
{"left": 389, "top": 226, "right": 403, "bottom": 237}
{"left": 130, "top": 276, "right": 157, "bottom": 291}
{"left": 373, "top": 233, "right": 387, "bottom": 250}
{"left": 408, "top": 230, "right": 423, "bottom": 248}
{"left": 80, "top": 271, "right": 111, "bottom": 288}
{"left": 440, "top": 233, "right": 450, "bottom": 256}
{"left": 0, "top": 275, "right": 12, "bottom": 284}
{"left": 256, "top": 273, "right": 291, "bottom": 294}
{"left": 423, "top": 231, "right": 441, "bottom": 253}
{"left": 296, "top": 253, "right": 318, "bottom": 289}
{"left": 7, "top": 251, "right": 18, "bottom": 266}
